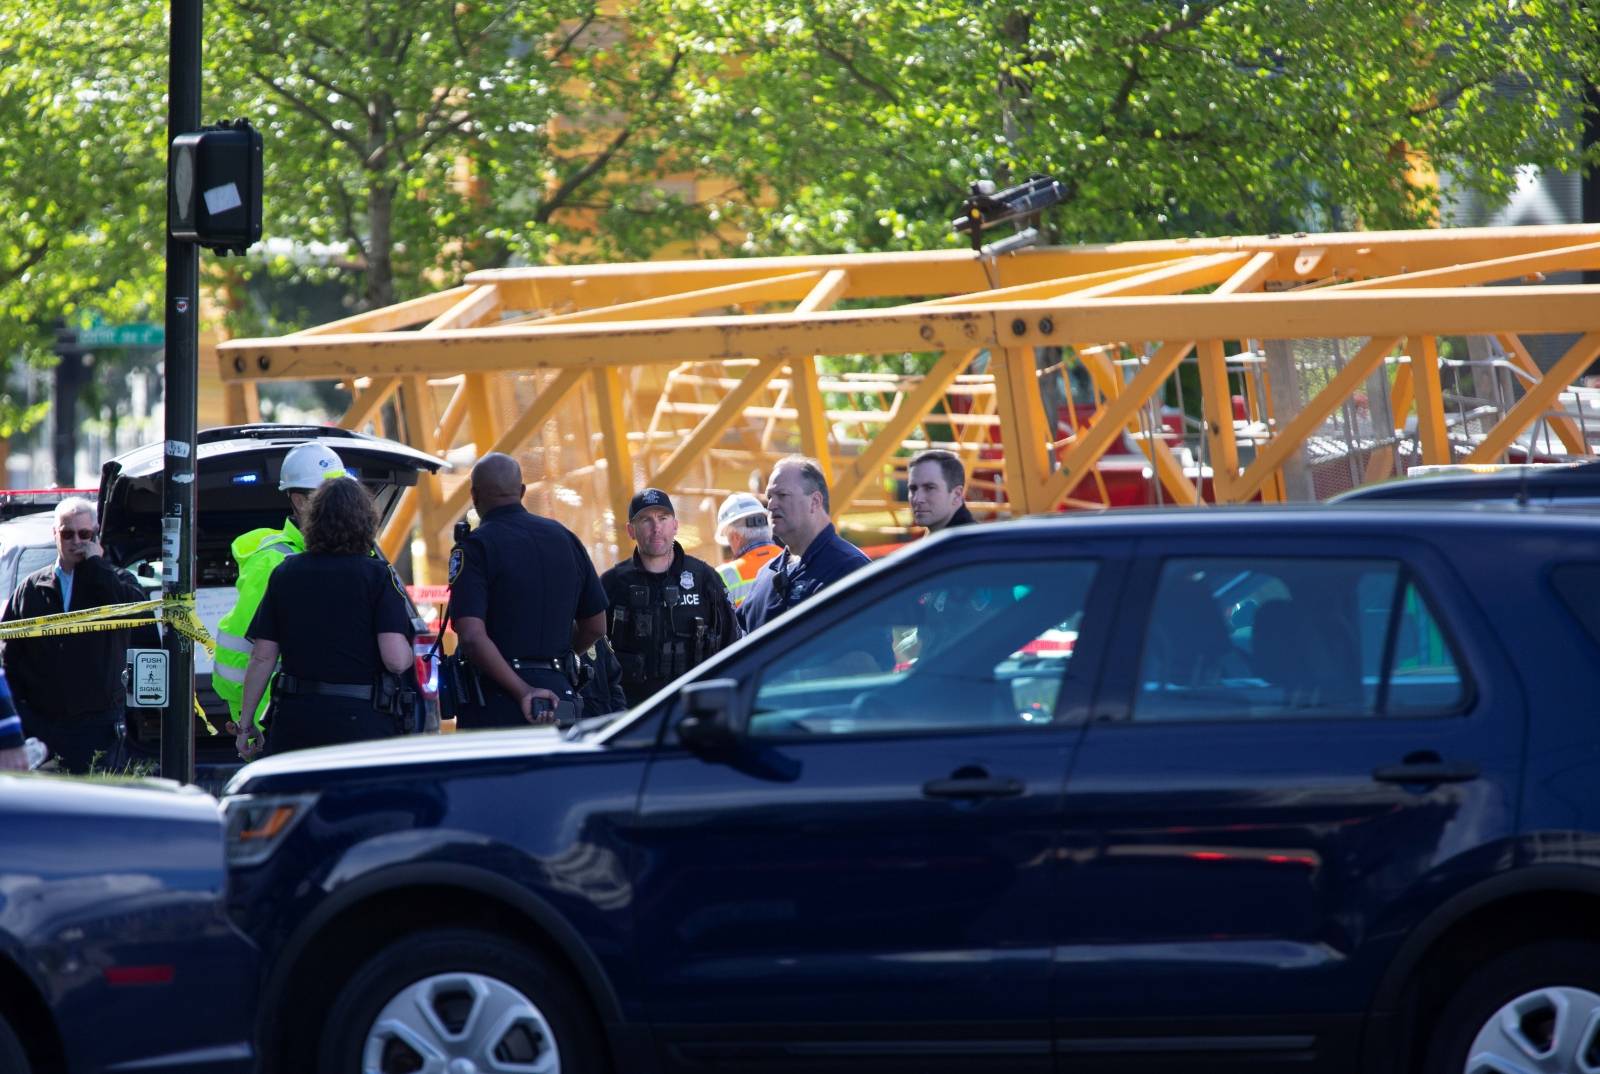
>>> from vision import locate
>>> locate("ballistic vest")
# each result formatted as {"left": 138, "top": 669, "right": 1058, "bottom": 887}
{"left": 213, "top": 519, "right": 303, "bottom": 724}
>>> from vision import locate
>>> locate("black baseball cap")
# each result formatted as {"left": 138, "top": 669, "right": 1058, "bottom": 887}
{"left": 628, "top": 488, "right": 675, "bottom": 520}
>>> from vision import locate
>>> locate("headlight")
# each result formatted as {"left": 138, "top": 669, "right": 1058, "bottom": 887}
{"left": 219, "top": 792, "right": 318, "bottom": 867}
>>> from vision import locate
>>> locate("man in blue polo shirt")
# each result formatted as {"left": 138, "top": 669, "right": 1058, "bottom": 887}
{"left": 738, "top": 455, "right": 871, "bottom": 633}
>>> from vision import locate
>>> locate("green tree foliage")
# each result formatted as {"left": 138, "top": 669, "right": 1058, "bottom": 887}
{"left": 206, "top": 0, "right": 700, "bottom": 313}
{"left": 658, "top": 0, "right": 1600, "bottom": 252}
{"left": 0, "top": 2, "right": 168, "bottom": 433}
{"left": 0, "top": 0, "right": 1595, "bottom": 433}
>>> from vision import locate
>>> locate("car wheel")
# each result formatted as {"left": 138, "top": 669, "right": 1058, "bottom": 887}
{"left": 1423, "top": 939, "right": 1600, "bottom": 1074}
{"left": 0, "top": 1011, "right": 31, "bottom": 1073}
{"left": 317, "top": 927, "right": 607, "bottom": 1074}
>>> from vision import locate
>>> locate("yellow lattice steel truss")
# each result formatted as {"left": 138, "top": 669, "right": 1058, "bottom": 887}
{"left": 218, "top": 224, "right": 1600, "bottom": 580}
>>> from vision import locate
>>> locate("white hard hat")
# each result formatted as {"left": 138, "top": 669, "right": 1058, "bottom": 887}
{"left": 715, "top": 492, "right": 768, "bottom": 545}
{"left": 278, "top": 442, "right": 347, "bottom": 492}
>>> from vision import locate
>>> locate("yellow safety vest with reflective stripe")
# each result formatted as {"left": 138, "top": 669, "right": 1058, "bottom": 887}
{"left": 717, "top": 543, "right": 783, "bottom": 608}
{"left": 213, "top": 519, "right": 303, "bottom": 725}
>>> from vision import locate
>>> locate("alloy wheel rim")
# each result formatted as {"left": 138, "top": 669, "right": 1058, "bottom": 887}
{"left": 1467, "top": 986, "right": 1600, "bottom": 1074}
{"left": 363, "top": 971, "right": 559, "bottom": 1074}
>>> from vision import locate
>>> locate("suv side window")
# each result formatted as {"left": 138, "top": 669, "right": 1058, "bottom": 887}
{"left": 1132, "top": 557, "right": 1465, "bottom": 721}
{"left": 1551, "top": 564, "right": 1600, "bottom": 650}
{"left": 749, "top": 559, "right": 1099, "bottom": 738}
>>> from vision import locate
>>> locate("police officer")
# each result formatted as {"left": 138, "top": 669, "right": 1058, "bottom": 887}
{"left": 449, "top": 453, "right": 607, "bottom": 728}
{"left": 235, "top": 477, "right": 416, "bottom": 758}
{"left": 601, "top": 488, "right": 739, "bottom": 707}
{"left": 215, "top": 442, "right": 347, "bottom": 735}
{"left": 578, "top": 636, "right": 628, "bottom": 720}
{"left": 714, "top": 492, "right": 783, "bottom": 608}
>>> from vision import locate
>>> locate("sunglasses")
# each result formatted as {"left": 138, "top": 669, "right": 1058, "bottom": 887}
{"left": 59, "top": 528, "right": 98, "bottom": 541}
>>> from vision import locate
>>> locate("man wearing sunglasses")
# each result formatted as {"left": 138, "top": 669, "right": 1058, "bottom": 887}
{"left": 0, "top": 497, "right": 148, "bottom": 773}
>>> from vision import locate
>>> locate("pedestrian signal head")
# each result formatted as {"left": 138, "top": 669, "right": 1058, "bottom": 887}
{"left": 169, "top": 119, "right": 264, "bottom": 256}
{"left": 278, "top": 443, "right": 347, "bottom": 492}
{"left": 715, "top": 492, "right": 768, "bottom": 545}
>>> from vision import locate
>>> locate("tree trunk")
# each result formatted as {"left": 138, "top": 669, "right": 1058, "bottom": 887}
{"left": 366, "top": 181, "right": 396, "bottom": 311}
{"left": 996, "top": 10, "right": 1033, "bottom": 184}
{"left": 364, "top": 89, "right": 396, "bottom": 312}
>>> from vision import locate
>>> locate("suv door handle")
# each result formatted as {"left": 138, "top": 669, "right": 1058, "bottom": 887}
{"left": 922, "top": 776, "right": 1025, "bottom": 799}
{"left": 1372, "top": 761, "right": 1480, "bottom": 784}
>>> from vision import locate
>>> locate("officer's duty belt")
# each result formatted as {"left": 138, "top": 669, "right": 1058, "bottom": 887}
{"left": 277, "top": 674, "right": 373, "bottom": 701}
{"left": 508, "top": 658, "right": 562, "bottom": 671}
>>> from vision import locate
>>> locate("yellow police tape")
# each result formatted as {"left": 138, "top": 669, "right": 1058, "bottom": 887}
{"left": 0, "top": 595, "right": 219, "bottom": 736}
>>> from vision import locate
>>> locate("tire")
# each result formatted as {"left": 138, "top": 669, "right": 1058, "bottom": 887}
{"left": 316, "top": 927, "right": 608, "bottom": 1074}
{"left": 1422, "top": 939, "right": 1600, "bottom": 1074}
{"left": 0, "top": 1011, "right": 31, "bottom": 1074}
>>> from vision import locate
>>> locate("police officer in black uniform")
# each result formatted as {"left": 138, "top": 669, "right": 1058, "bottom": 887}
{"left": 449, "top": 453, "right": 608, "bottom": 729}
{"left": 578, "top": 636, "right": 628, "bottom": 719}
{"left": 600, "top": 488, "right": 739, "bottom": 707}
{"left": 235, "top": 477, "right": 418, "bottom": 759}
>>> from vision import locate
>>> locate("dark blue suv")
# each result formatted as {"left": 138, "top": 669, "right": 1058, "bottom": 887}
{"left": 223, "top": 506, "right": 1600, "bottom": 1074}
{"left": 1, "top": 775, "right": 258, "bottom": 1073}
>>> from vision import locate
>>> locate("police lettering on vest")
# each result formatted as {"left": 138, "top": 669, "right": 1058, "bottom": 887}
{"left": 600, "top": 543, "right": 739, "bottom": 707}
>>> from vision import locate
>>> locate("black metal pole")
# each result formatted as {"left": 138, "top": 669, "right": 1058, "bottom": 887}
{"left": 162, "top": 0, "right": 201, "bottom": 784}
{"left": 51, "top": 329, "right": 83, "bottom": 488}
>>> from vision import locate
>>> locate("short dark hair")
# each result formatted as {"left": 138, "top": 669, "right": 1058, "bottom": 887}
{"left": 909, "top": 449, "right": 965, "bottom": 491}
{"left": 304, "top": 477, "right": 378, "bottom": 555}
{"left": 776, "top": 455, "right": 829, "bottom": 513}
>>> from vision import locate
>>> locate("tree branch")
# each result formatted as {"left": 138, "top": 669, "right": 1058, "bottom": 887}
{"left": 449, "top": 0, "right": 470, "bottom": 56}
{"left": 248, "top": 68, "right": 366, "bottom": 156}
{"left": 0, "top": 236, "right": 55, "bottom": 289}
{"left": 449, "top": 1, "right": 515, "bottom": 59}
{"left": 1408, "top": 74, "right": 1498, "bottom": 117}
{"left": 1096, "top": 0, "right": 1229, "bottom": 130}
{"left": 550, "top": 12, "right": 599, "bottom": 63}
{"left": 286, "top": 62, "right": 363, "bottom": 113}
{"left": 1131, "top": 0, "right": 1227, "bottom": 47}
{"left": 377, "top": 80, "right": 470, "bottom": 170}
{"left": 815, "top": 37, "right": 899, "bottom": 104}
{"left": 229, "top": 0, "right": 354, "bottom": 65}
{"left": 1105, "top": 60, "right": 1142, "bottom": 126}
{"left": 390, "top": 24, "right": 416, "bottom": 68}
{"left": 406, "top": 110, "right": 476, "bottom": 166}
{"left": 329, "top": 180, "right": 369, "bottom": 263}
{"left": 536, "top": 49, "right": 686, "bottom": 222}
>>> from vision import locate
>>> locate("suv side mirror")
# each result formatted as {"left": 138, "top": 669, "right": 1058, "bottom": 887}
{"left": 677, "top": 679, "right": 742, "bottom": 753}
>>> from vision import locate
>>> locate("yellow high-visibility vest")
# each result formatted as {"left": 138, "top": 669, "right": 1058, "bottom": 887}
{"left": 213, "top": 519, "right": 303, "bottom": 724}
{"left": 716, "top": 543, "right": 783, "bottom": 607}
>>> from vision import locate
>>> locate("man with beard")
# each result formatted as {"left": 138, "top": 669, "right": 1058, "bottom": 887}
{"left": 601, "top": 488, "right": 739, "bottom": 707}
